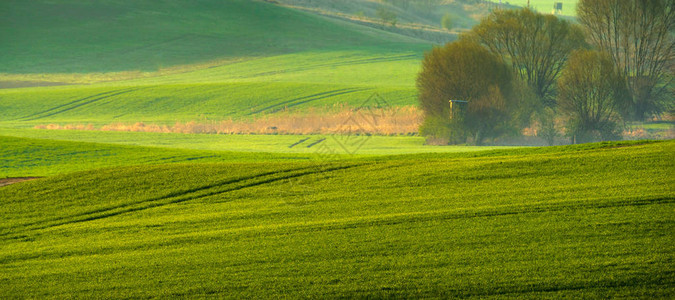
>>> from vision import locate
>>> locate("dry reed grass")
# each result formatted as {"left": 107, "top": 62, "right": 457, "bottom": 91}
{"left": 36, "top": 107, "right": 673, "bottom": 140}
{"left": 35, "top": 106, "right": 423, "bottom": 135}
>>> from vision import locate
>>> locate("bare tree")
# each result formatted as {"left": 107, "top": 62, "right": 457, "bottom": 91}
{"left": 469, "top": 8, "right": 586, "bottom": 108}
{"left": 578, "top": 0, "right": 674, "bottom": 120}
{"left": 558, "top": 50, "right": 630, "bottom": 143}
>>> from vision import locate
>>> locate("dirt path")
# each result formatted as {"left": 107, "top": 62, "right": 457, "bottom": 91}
{"left": 0, "top": 177, "right": 42, "bottom": 187}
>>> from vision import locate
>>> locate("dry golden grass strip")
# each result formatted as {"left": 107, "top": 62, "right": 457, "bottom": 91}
{"left": 35, "top": 106, "right": 424, "bottom": 135}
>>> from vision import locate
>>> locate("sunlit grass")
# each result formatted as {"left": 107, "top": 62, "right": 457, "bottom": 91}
{"left": 497, "top": 0, "right": 579, "bottom": 16}
{"left": 0, "top": 0, "right": 424, "bottom": 74}
{"left": 0, "top": 129, "right": 515, "bottom": 160}
{"left": 0, "top": 140, "right": 672, "bottom": 298}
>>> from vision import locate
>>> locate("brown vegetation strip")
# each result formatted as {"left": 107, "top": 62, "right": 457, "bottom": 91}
{"left": 35, "top": 106, "right": 424, "bottom": 135}
{"left": 0, "top": 177, "right": 42, "bottom": 187}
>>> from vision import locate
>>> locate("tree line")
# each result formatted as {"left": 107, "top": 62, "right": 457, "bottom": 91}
{"left": 418, "top": 0, "right": 674, "bottom": 145}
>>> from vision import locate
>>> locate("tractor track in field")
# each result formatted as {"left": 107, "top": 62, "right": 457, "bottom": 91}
{"left": 246, "top": 54, "right": 418, "bottom": 78}
{"left": 249, "top": 87, "right": 370, "bottom": 115}
{"left": 0, "top": 163, "right": 367, "bottom": 238}
{"left": 3, "top": 194, "right": 671, "bottom": 265}
{"left": 20, "top": 87, "right": 143, "bottom": 121}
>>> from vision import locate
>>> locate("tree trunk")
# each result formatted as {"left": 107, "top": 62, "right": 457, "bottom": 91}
{"left": 475, "top": 130, "right": 483, "bottom": 146}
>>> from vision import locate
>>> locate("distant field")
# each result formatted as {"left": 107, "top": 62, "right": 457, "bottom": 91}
{"left": 500, "top": 0, "right": 579, "bottom": 16}
{"left": 0, "top": 0, "right": 580, "bottom": 131}
{"left": 0, "top": 82, "right": 417, "bottom": 126}
{"left": 3, "top": 1, "right": 673, "bottom": 298}
{"left": 0, "top": 40, "right": 426, "bottom": 129}
{"left": 0, "top": 135, "right": 316, "bottom": 177}
{"left": 0, "top": 0, "right": 424, "bottom": 74}
{"left": 0, "top": 0, "right": 434, "bottom": 131}
{"left": 1, "top": 141, "right": 672, "bottom": 298}
{"left": 0, "top": 129, "right": 515, "bottom": 158}
{"left": 0, "top": 47, "right": 426, "bottom": 126}
{"left": 0, "top": 0, "right": 582, "bottom": 131}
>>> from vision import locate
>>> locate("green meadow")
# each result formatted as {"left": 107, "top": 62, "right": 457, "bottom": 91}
{"left": 0, "top": 81, "right": 418, "bottom": 127}
{"left": 499, "top": 0, "right": 580, "bottom": 16}
{"left": 1, "top": 140, "right": 673, "bottom": 298}
{"left": 0, "top": 0, "right": 427, "bottom": 129}
{"left": 0, "top": 129, "right": 513, "bottom": 158}
{"left": 0, "top": 0, "right": 423, "bottom": 74}
{"left": 1, "top": 0, "right": 673, "bottom": 298}
{"left": 0, "top": 135, "right": 316, "bottom": 178}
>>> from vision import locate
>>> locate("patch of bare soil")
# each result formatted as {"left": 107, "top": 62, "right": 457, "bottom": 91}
{"left": 0, "top": 177, "right": 42, "bottom": 187}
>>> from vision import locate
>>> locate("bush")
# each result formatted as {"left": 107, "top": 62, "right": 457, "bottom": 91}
{"left": 376, "top": 7, "right": 397, "bottom": 27}
{"left": 417, "top": 39, "right": 519, "bottom": 145}
{"left": 557, "top": 50, "right": 630, "bottom": 143}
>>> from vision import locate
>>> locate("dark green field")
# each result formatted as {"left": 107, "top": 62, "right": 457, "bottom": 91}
{"left": 0, "top": 0, "right": 428, "bottom": 129}
{"left": 1, "top": 140, "right": 673, "bottom": 298}
{"left": 1, "top": 0, "right": 424, "bottom": 74}
{"left": 1, "top": 0, "right": 674, "bottom": 298}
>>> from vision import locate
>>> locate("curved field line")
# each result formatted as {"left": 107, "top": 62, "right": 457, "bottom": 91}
{"left": 5, "top": 167, "right": 313, "bottom": 232}
{"left": 18, "top": 89, "right": 121, "bottom": 120}
{"left": 0, "top": 164, "right": 365, "bottom": 237}
{"left": 247, "top": 54, "right": 417, "bottom": 78}
{"left": 21, "top": 87, "right": 143, "bottom": 121}
{"left": 328, "top": 54, "right": 418, "bottom": 67}
{"left": 279, "top": 88, "right": 370, "bottom": 111}
{"left": 250, "top": 88, "right": 370, "bottom": 115}
{"left": 5, "top": 194, "right": 670, "bottom": 265}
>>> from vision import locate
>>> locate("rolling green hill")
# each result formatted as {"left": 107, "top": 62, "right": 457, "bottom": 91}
{"left": 0, "top": 0, "right": 585, "bottom": 130}
{"left": 503, "top": 0, "right": 580, "bottom": 16}
{"left": 3, "top": 1, "right": 672, "bottom": 298}
{"left": 0, "top": 0, "right": 424, "bottom": 74}
{"left": 0, "top": 131, "right": 514, "bottom": 177}
{"left": 0, "top": 47, "right": 425, "bottom": 127}
{"left": 273, "top": 0, "right": 491, "bottom": 42}
{"left": 0, "top": 135, "right": 318, "bottom": 178}
{"left": 0, "top": 83, "right": 418, "bottom": 127}
{"left": 0, "top": 0, "right": 432, "bottom": 128}
{"left": 1, "top": 140, "right": 673, "bottom": 298}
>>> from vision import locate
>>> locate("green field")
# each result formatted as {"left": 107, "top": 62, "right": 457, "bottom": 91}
{"left": 2, "top": 0, "right": 674, "bottom": 297}
{"left": 0, "top": 0, "right": 427, "bottom": 128}
{"left": 0, "top": 47, "right": 424, "bottom": 127}
{"left": 0, "top": 129, "right": 515, "bottom": 158}
{"left": 499, "top": 0, "right": 579, "bottom": 16}
{"left": 1, "top": 140, "right": 673, "bottom": 298}
{"left": 0, "top": 135, "right": 318, "bottom": 178}
{"left": 0, "top": 0, "right": 426, "bottom": 74}
{"left": 0, "top": 81, "right": 418, "bottom": 127}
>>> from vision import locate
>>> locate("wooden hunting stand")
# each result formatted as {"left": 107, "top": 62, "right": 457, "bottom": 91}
{"left": 449, "top": 100, "right": 468, "bottom": 120}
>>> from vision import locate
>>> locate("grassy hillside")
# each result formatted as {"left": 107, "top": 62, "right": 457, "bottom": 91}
{"left": 0, "top": 83, "right": 416, "bottom": 125}
{"left": 0, "top": 130, "right": 514, "bottom": 167}
{"left": 503, "top": 0, "right": 580, "bottom": 16}
{"left": 278, "top": 0, "right": 481, "bottom": 29}
{"left": 273, "top": 0, "right": 493, "bottom": 43}
{"left": 1, "top": 141, "right": 673, "bottom": 298}
{"left": 0, "top": 47, "right": 425, "bottom": 127}
{"left": 2, "top": 1, "right": 672, "bottom": 298}
{"left": 0, "top": 0, "right": 432, "bottom": 128}
{"left": 0, "top": 0, "right": 583, "bottom": 130}
{"left": 0, "top": 0, "right": 424, "bottom": 74}
{"left": 0, "top": 135, "right": 316, "bottom": 177}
